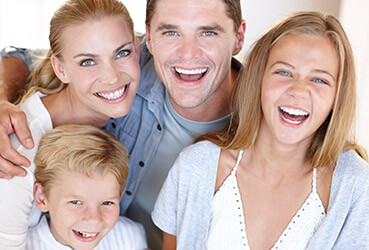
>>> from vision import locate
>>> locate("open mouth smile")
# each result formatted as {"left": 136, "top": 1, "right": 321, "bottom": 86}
{"left": 173, "top": 67, "right": 208, "bottom": 82}
{"left": 72, "top": 229, "right": 100, "bottom": 242}
{"left": 95, "top": 84, "right": 129, "bottom": 100}
{"left": 279, "top": 106, "right": 309, "bottom": 125}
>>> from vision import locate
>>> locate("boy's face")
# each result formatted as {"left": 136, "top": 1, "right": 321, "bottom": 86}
{"left": 34, "top": 171, "right": 121, "bottom": 250}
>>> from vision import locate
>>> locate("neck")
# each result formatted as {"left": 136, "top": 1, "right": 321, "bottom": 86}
{"left": 170, "top": 67, "right": 237, "bottom": 122}
{"left": 42, "top": 89, "right": 109, "bottom": 128}
{"left": 245, "top": 127, "right": 312, "bottom": 182}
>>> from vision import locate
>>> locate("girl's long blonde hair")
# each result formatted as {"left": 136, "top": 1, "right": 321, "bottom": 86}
{"left": 199, "top": 11, "right": 367, "bottom": 167}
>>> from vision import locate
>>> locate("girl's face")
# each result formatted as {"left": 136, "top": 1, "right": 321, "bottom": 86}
{"left": 53, "top": 15, "right": 140, "bottom": 123}
{"left": 260, "top": 33, "right": 338, "bottom": 148}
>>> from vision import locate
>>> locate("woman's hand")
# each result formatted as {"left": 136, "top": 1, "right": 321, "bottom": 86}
{"left": 0, "top": 101, "right": 33, "bottom": 178}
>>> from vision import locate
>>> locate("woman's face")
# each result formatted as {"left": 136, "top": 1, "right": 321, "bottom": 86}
{"left": 260, "top": 33, "right": 338, "bottom": 147}
{"left": 54, "top": 15, "right": 140, "bottom": 122}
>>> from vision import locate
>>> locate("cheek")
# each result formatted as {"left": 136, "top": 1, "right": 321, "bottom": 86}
{"left": 203, "top": 41, "right": 232, "bottom": 61}
{"left": 103, "top": 207, "right": 120, "bottom": 227}
{"left": 69, "top": 68, "right": 98, "bottom": 86}
{"left": 313, "top": 89, "right": 336, "bottom": 118}
{"left": 151, "top": 37, "right": 176, "bottom": 55}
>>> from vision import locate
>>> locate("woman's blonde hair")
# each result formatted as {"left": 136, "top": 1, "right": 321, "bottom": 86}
{"left": 34, "top": 124, "right": 129, "bottom": 197}
{"left": 16, "top": 0, "right": 134, "bottom": 104}
{"left": 200, "top": 11, "right": 367, "bottom": 167}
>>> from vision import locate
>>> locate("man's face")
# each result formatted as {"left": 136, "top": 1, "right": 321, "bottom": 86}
{"left": 146, "top": 0, "right": 245, "bottom": 118}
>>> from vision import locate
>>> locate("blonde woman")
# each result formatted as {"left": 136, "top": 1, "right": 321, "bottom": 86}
{"left": 152, "top": 11, "right": 369, "bottom": 249}
{"left": 0, "top": 0, "right": 140, "bottom": 248}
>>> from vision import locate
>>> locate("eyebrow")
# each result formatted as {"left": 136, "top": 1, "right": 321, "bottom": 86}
{"left": 156, "top": 23, "right": 178, "bottom": 32}
{"left": 156, "top": 23, "right": 225, "bottom": 33}
{"left": 270, "top": 61, "right": 295, "bottom": 70}
{"left": 199, "top": 25, "right": 225, "bottom": 33}
{"left": 312, "top": 69, "right": 336, "bottom": 81}
{"left": 105, "top": 196, "right": 121, "bottom": 200}
{"left": 73, "top": 42, "right": 132, "bottom": 59}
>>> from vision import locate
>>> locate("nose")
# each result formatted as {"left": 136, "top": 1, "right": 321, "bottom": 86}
{"left": 100, "top": 61, "right": 120, "bottom": 85}
{"left": 82, "top": 206, "right": 102, "bottom": 223}
{"left": 287, "top": 79, "right": 309, "bottom": 99}
{"left": 176, "top": 37, "right": 202, "bottom": 60}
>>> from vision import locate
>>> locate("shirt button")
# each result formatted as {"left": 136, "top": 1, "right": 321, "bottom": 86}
{"left": 111, "top": 122, "right": 116, "bottom": 129}
{"left": 125, "top": 191, "right": 132, "bottom": 195}
{"left": 157, "top": 124, "right": 162, "bottom": 131}
{"left": 139, "top": 161, "right": 145, "bottom": 167}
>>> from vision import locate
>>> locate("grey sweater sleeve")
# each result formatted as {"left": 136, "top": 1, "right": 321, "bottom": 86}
{"left": 307, "top": 150, "right": 369, "bottom": 249}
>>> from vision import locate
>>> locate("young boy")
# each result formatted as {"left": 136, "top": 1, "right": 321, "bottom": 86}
{"left": 26, "top": 125, "right": 147, "bottom": 250}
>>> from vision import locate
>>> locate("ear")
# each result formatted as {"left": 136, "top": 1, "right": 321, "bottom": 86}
{"left": 145, "top": 25, "right": 153, "bottom": 54}
{"left": 232, "top": 19, "right": 246, "bottom": 56}
{"left": 51, "top": 55, "right": 70, "bottom": 83}
{"left": 33, "top": 182, "right": 49, "bottom": 212}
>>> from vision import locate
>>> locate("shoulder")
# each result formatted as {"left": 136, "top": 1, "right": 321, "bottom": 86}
{"left": 334, "top": 150, "right": 369, "bottom": 198}
{"left": 336, "top": 150, "right": 369, "bottom": 181}
{"left": 173, "top": 140, "right": 221, "bottom": 174}
{"left": 26, "top": 215, "right": 54, "bottom": 249}
{"left": 113, "top": 216, "right": 146, "bottom": 235}
{"left": 100, "top": 216, "right": 147, "bottom": 249}
{"left": 178, "top": 140, "right": 221, "bottom": 161}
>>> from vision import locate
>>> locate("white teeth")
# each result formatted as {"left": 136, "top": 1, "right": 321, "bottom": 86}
{"left": 280, "top": 106, "right": 309, "bottom": 116}
{"left": 74, "top": 230, "right": 97, "bottom": 238}
{"left": 175, "top": 67, "right": 207, "bottom": 75}
{"left": 281, "top": 115, "right": 302, "bottom": 124}
{"left": 96, "top": 85, "right": 127, "bottom": 100}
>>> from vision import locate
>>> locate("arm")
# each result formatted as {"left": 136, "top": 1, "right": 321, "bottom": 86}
{"left": 163, "top": 232, "right": 176, "bottom": 250}
{"left": 0, "top": 49, "right": 35, "bottom": 178}
{"left": 0, "top": 56, "right": 29, "bottom": 102}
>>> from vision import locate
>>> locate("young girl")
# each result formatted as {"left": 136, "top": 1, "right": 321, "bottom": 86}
{"left": 152, "top": 11, "right": 369, "bottom": 249}
{"left": 0, "top": 0, "right": 140, "bottom": 248}
{"left": 29, "top": 124, "right": 147, "bottom": 249}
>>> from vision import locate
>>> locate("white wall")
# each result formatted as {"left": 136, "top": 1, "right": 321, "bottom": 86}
{"left": 0, "top": 0, "right": 147, "bottom": 49}
{"left": 240, "top": 0, "right": 341, "bottom": 57}
{"left": 0, "top": 0, "right": 367, "bottom": 150}
{"left": 339, "top": 0, "right": 369, "bottom": 151}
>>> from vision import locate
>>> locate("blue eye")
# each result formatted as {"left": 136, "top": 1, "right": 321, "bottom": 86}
{"left": 117, "top": 50, "right": 131, "bottom": 58}
{"left": 164, "top": 31, "right": 178, "bottom": 36}
{"left": 80, "top": 59, "right": 95, "bottom": 66}
{"left": 203, "top": 31, "right": 215, "bottom": 36}
{"left": 277, "top": 71, "right": 291, "bottom": 77}
{"left": 312, "top": 78, "right": 328, "bottom": 84}
{"left": 102, "top": 201, "right": 114, "bottom": 206}
{"left": 70, "top": 200, "right": 82, "bottom": 205}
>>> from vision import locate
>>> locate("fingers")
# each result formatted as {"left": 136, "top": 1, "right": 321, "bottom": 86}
{"left": 0, "top": 170, "right": 12, "bottom": 179}
{"left": 0, "top": 156, "right": 27, "bottom": 178}
{"left": 0, "top": 126, "right": 31, "bottom": 168}
{"left": 10, "top": 109, "right": 34, "bottom": 149}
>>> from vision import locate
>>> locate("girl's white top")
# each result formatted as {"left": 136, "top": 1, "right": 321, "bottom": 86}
{"left": 208, "top": 150, "right": 325, "bottom": 250}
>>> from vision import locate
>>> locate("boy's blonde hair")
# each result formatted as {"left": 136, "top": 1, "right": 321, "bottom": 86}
{"left": 34, "top": 124, "right": 129, "bottom": 197}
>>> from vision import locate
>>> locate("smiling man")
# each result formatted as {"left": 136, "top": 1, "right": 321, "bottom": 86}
{"left": 0, "top": 0, "right": 245, "bottom": 248}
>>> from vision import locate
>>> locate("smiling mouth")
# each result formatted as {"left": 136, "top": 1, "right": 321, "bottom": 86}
{"left": 279, "top": 106, "right": 309, "bottom": 125}
{"left": 174, "top": 67, "right": 208, "bottom": 82}
{"left": 72, "top": 229, "right": 98, "bottom": 238}
{"left": 95, "top": 85, "right": 128, "bottom": 100}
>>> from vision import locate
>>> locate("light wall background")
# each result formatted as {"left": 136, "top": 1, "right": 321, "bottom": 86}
{"left": 0, "top": 0, "right": 368, "bottom": 150}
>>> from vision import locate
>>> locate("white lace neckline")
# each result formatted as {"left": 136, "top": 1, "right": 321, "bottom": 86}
{"left": 208, "top": 150, "right": 326, "bottom": 250}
